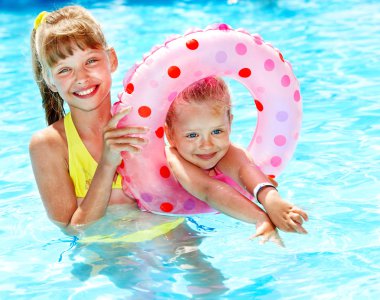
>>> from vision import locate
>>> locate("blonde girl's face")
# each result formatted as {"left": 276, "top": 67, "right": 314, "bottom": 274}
{"left": 167, "top": 100, "right": 232, "bottom": 170}
{"left": 47, "top": 45, "right": 117, "bottom": 112}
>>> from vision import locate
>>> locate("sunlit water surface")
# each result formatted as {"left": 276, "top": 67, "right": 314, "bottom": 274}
{"left": 0, "top": 0, "right": 379, "bottom": 299}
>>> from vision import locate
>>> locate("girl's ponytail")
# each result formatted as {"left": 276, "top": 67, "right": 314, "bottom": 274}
{"left": 31, "top": 28, "right": 65, "bottom": 125}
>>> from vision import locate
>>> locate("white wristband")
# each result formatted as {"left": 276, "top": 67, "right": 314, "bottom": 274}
{"left": 253, "top": 182, "right": 277, "bottom": 202}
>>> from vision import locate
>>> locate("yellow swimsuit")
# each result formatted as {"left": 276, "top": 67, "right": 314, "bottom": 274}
{"left": 64, "top": 112, "right": 122, "bottom": 198}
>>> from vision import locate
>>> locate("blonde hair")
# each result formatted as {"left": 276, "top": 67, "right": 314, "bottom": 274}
{"left": 166, "top": 76, "right": 231, "bottom": 130}
{"left": 30, "top": 6, "right": 108, "bottom": 125}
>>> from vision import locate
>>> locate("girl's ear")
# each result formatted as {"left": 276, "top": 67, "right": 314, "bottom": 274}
{"left": 42, "top": 70, "right": 58, "bottom": 92}
{"left": 45, "top": 78, "right": 58, "bottom": 93}
{"left": 108, "top": 47, "right": 118, "bottom": 72}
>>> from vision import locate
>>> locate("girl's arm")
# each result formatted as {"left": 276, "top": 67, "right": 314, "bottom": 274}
{"left": 217, "top": 145, "right": 308, "bottom": 234}
{"left": 165, "top": 147, "right": 282, "bottom": 244}
{"left": 30, "top": 109, "right": 147, "bottom": 229}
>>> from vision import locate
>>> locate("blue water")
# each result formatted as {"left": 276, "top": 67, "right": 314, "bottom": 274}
{"left": 1, "top": 0, "right": 379, "bottom": 299}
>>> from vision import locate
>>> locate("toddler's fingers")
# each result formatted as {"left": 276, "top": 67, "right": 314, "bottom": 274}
{"left": 292, "top": 207, "right": 309, "bottom": 221}
{"left": 290, "top": 212, "right": 303, "bottom": 225}
{"left": 289, "top": 219, "right": 308, "bottom": 234}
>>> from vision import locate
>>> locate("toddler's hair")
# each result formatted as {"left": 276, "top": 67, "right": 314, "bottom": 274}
{"left": 166, "top": 76, "right": 231, "bottom": 130}
{"left": 31, "top": 6, "right": 108, "bottom": 125}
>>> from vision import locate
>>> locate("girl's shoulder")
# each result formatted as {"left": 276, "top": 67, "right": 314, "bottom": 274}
{"left": 29, "top": 118, "right": 67, "bottom": 157}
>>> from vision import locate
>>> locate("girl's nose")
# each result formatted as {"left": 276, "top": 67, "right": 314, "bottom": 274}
{"left": 75, "top": 68, "right": 89, "bottom": 85}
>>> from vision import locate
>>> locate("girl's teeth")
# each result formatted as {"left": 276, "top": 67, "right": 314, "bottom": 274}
{"left": 76, "top": 87, "right": 95, "bottom": 96}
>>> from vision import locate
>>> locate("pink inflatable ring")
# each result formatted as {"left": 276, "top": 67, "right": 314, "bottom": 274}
{"left": 113, "top": 23, "right": 302, "bottom": 216}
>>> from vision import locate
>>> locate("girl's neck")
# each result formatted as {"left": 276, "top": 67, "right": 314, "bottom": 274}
{"left": 70, "top": 99, "right": 112, "bottom": 137}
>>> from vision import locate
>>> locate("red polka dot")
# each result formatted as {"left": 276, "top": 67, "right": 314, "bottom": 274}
{"left": 168, "top": 66, "right": 181, "bottom": 78}
{"left": 160, "top": 202, "right": 174, "bottom": 212}
{"left": 238, "top": 68, "right": 251, "bottom": 78}
{"left": 155, "top": 127, "right": 164, "bottom": 138}
{"left": 279, "top": 52, "right": 284, "bottom": 62}
{"left": 125, "top": 83, "right": 134, "bottom": 94}
{"left": 138, "top": 106, "right": 151, "bottom": 118}
{"left": 186, "top": 39, "right": 199, "bottom": 50}
{"left": 160, "top": 166, "right": 171, "bottom": 178}
{"left": 254, "top": 99, "right": 264, "bottom": 111}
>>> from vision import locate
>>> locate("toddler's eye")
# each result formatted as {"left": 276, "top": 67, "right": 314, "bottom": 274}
{"left": 212, "top": 129, "right": 222, "bottom": 135}
{"left": 87, "top": 58, "right": 98, "bottom": 64}
{"left": 186, "top": 132, "right": 198, "bottom": 139}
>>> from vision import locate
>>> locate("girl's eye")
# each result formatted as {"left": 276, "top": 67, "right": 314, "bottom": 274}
{"left": 186, "top": 132, "right": 198, "bottom": 139}
{"left": 212, "top": 129, "right": 222, "bottom": 135}
{"left": 58, "top": 68, "right": 70, "bottom": 74}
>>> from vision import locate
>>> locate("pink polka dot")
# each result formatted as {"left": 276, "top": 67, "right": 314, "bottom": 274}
{"left": 274, "top": 135, "right": 287, "bottom": 146}
{"left": 294, "top": 90, "right": 301, "bottom": 102}
{"left": 235, "top": 43, "right": 247, "bottom": 55}
{"left": 264, "top": 59, "right": 275, "bottom": 71}
{"left": 168, "top": 91, "right": 177, "bottom": 102}
{"left": 184, "top": 198, "right": 196, "bottom": 210}
{"left": 271, "top": 156, "right": 282, "bottom": 167}
{"left": 141, "top": 193, "right": 153, "bottom": 202}
{"left": 281, "top": 75, "right": 290, "bottom": 87}
{"left": 254, "top": 36, "right": 263, "bottom": 45}
{"left": 256, "top": 136, "right": 263, "bottom": 144}
{"left": 218, "top": 24, "right": 229, "bottom": 30}
{"left": 215, "top": 51, "right": 227, "bottom": 63}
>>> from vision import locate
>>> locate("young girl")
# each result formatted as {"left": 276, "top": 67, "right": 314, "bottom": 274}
{"left": 165, "top": 77, "right": 308, "bottom": 235}
{"left": 29, "top": 6, "right": 148, "bottom": 228}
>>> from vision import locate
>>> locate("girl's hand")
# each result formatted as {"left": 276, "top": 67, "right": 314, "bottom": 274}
{"left": 101, "top": 107, "right": 149, "bottom": 167}
{"left": 251, "top": 215, "right": 284, "bottom": 247}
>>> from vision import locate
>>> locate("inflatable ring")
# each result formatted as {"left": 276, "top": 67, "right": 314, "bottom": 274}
{"left": 113, "top": 23, "right": 302, "bottom": 216}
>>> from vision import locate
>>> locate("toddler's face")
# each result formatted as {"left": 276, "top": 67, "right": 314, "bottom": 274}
{"left": 168, "top": 100, "right": 231, "bottom": 170}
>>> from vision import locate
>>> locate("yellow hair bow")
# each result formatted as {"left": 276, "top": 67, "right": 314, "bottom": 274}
{"left": 34, "top": 11, "right": 49, "bottom": 30}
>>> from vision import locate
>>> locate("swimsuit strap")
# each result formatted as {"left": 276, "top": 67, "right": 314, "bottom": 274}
{"left": 64, "top": 113, "right": 122, "bottom": 198}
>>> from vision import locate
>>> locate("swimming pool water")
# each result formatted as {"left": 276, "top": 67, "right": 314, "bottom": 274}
{"left": 0, "top": 0, "right": 379, "bottom": 299}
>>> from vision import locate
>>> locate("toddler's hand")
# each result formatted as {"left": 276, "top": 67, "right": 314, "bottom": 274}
{"left": 251, "top": 215, "right": 284, "bottom": 247}
{"left": 264, "top": 193, "right": 308, "bottom": 234}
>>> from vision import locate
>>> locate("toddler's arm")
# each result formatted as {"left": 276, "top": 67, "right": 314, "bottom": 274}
{"left": 165, "top": 147, "right": 283, "bottom": 245}
{"left": 217, "top": 145, "right": 308, "bottom": 234}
